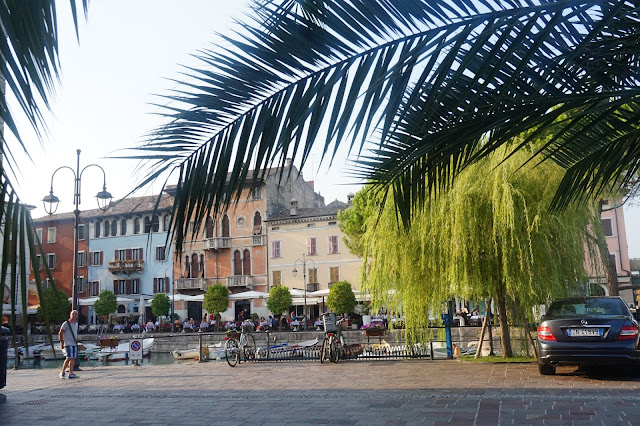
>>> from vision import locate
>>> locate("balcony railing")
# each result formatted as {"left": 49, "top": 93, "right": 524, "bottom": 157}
{"left": 107, "top": 260, "right": 144, "bottom": 274}
{"left": 251, "top": 235, "right": 266, "bottom": 246}
{"left": 175, "top": 277, "right": 221, "bottom": 290}
{"left": 306, "top": 282, "right": 319, "bottom": 292}
{"left": 206, "top": 237, "right": 232, "bottom": 250}
{"left": 226, "top": 275, "right": 253, "bottom": 287}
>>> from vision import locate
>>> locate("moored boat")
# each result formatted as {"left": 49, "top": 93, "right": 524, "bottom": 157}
{"left": 98, "top": 338, "right": 154, "bottom": 361}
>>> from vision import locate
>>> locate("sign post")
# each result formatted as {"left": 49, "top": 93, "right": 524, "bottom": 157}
{"left": 129, "top": 339, "right": 143, "bottom": 366}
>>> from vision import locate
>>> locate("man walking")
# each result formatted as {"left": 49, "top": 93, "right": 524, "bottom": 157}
{"left": 58, "top": 310, "right": 79, "bottom": 379}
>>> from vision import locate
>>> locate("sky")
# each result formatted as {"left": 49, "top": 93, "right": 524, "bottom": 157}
{"left": 8, "top": 1, "right": 640, "bottom": 259}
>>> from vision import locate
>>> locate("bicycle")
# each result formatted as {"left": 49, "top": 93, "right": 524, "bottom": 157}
{"left": 225, "top": 320, "right": 257, "bottom": 367}
{"left": 320, "top": 313, "right": 345, "bottom": 363}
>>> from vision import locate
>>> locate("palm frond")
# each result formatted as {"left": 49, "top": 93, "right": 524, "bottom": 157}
{"left": 130, "top": 0, "right": 640, "bottom": 242}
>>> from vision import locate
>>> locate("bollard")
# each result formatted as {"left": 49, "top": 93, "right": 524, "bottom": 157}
{"left": 198, "top": 331, "right": 206, "bottom": 363}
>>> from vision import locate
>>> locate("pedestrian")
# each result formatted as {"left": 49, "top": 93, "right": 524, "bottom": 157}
{"left": 58, "top": 310, "right": 80, "bottom": 379}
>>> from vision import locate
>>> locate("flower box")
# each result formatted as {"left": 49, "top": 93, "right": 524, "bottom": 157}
{"left": 364, "top": 329, "right": 385, "bottom": 337}
{"left": 99, "top": 338, "right": 119, "bottom": 347}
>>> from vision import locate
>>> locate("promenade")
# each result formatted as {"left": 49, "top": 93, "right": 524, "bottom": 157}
{"left": 2, "top": 360, "right": 640, "bottom": 425}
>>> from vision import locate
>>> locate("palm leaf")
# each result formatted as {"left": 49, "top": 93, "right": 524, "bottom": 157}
{"left": 129, "top": 0, "right": 639, "bottom": 243}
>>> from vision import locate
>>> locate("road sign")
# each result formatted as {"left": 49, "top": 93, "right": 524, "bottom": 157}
{"left": 129, "top": 339, "right": 142, "bottom": 360}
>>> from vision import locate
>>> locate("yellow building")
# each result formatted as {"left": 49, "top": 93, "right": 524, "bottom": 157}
{"left": 265, "top": 197, "right": 362, "bottom": 319}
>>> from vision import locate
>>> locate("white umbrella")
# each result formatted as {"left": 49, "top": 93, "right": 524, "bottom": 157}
{"left": 229, "top": 291, "right": 269, "bottom": 300}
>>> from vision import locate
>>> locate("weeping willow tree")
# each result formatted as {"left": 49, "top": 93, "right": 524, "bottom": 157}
{"left": 358, "top": 147, "right": 604, "bottom": 358}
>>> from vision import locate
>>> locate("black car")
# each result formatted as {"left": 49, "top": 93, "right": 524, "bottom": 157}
{"left": 537, "top": 296, "right": 640, "bottom": 375}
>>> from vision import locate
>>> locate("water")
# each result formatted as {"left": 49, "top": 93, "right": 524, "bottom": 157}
{"left": 6, "top": 352, "right": 197, "bottom": 370}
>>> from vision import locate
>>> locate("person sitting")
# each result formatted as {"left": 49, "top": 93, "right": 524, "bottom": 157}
{"left": 200, "top": 315, "right": 209, "bottom": 331}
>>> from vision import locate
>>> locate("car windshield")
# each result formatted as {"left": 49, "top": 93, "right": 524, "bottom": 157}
{"left": 546, "top": 298, "right": 628, "bottom": 317}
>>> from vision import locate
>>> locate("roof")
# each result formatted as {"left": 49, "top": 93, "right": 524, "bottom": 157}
{"left": 33, "top": 193, "right": 174, "bottom": 222}
{"left": 265, "top": 202, "right": 348, "bottom": 222}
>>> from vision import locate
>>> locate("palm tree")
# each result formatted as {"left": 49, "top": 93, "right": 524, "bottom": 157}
{"left": 133, "top": 0, "right": 639, "bottom": 246}
{"left": 0, "top": 1, "right": 87, "bottom": 354}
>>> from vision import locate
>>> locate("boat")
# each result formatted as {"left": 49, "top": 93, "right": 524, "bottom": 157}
{"left": 98, "top": 338, "right": 154, "bottom": 361}
{"left": 7, "top": 343, "right": 44, "bottom": 359}
{"left": 263, "top": 337, "right": 319, "bottom": 359}
{"left": 39, "top": 342, "right": 102, "bottom": 360}
{"left": 174, "top": 342, "right": 224, "bottom": 360}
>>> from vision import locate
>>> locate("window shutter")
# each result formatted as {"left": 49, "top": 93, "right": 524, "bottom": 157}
{"left": 113, "top": 280, "right": 119, "bottom": 295}
{"left": 114, "top": 250, "right": 118, "bottom": 261}
{"left": 139, "top": 247, "right": 143, "bottom": 260}
{"left": 100, "top": 251, "right": 103, "bottom": 265}
{"left": 126, "top": 249, "right": 132, "bottom": 260}
{"left": 126, "top": 279, "right": 132, "bottom": 294}
{"left": 154, "top": 278, "right": 158, "bottom": 294}
{"left": 89, "top": 253, "right": 93, "bottom": 266}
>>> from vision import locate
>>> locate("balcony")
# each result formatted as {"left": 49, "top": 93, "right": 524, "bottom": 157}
{"left": 251, "top": 235, "right": 266, "bottom": 246}
{"left": 226, "top": 275, "right": 253, "bottom": 288}
{"left": 107, "top": 260, "right": 144, "bottom": 274}
{"left": 206, "top": 237, "right": 232, "bottom": 250}
{"left": 175, "top": 277, "right": 219, "bottom": 291}
{"left": 306, "top": 282, "right": 319, "bottom": 292}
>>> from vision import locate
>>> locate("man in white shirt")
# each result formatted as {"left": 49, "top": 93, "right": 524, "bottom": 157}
{"left": 58, "top": 310, "right": 79, "bottom": 379}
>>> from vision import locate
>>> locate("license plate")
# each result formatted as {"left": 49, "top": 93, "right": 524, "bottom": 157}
{"left": 568, "top": 328, "right": 602, "bottom": 337}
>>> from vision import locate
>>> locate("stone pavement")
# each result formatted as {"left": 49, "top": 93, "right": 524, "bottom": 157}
{"left": 2, "top": 360, "right": 640, "bottom": 425}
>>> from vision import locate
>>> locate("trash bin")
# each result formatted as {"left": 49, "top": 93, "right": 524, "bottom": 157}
{"left": 0, "top": 326, "right": 8, "bottom": 389}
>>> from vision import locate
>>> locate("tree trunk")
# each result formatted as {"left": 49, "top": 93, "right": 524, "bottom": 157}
{"left": 475, "top": 309, "right": 489, "bottom": 359}
{"left": 486, "top": 300, "right": 495, "bottom": 356}
{"left": 496, "top": 291, "right": 513, "bottom": 358}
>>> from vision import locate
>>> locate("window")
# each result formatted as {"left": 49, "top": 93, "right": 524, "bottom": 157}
{"left": 154, "top": 277, "right": 167, "bottom": 293}
{"left": 329, "top": 267, "right": 339, "bottom": 283}
{"left": 77, "top": 277, "right": 86, "bottom": 293}
{"left": 151, "top": 215, "right": 160, "bottom": 233}
{"left": 156, "top": 246, "right": 166, "bottom": 261}
{"left": 271, "top": 241, "right": 281, "bottom": 258}
{"left": 89, "top": 281, "right": 100, "bottom": 297}
{"left": 272, "top": 270, "right": 282, "bottom": 286}
{"left": 104, "top": 220, "right": 110, "bottom": 237}
{"left": 328, "top": 236, "right": 339, "bottom": 254}
{"left": 307, "top": 223, "right": 315, "bottom": 228}
{"left": 46, "top": 253, "right": 56, "bottom": 269}
{"left": 77, "top": 251, "right": 86, "bottom": 267}
{"left": 134, "top": 217, "right": 141, "bottom": 234}
{"left": 47, "top": 227, "right": 56, "bottom": 243}
{"left": 602, "top": 218, "right": 614, "bottom": 237}
{"left": 188, "top": 220, "right": 195, "bottom": 234}
{"left": 328, "top": 221, "right": 337, "bottom": 226}
{"left": 233, "top": 251, "right": 242, "bottom": 276}
{"left": 309, "top": 268, "right": 318, "bottom": 284}
{"left": 242, "top": 249, "right": 251, "bottom": 275}
{"left": 121, "top": 219, "right": 127, "bottom": 235}
{"left": 90, "top": 251, "right": 103, "bottom": 266}
{"left": 252, "top": 186, "right": 262, "bottom": 200}
{"left": 117, "top": 249, "right": 127, "bottom": 261}
{"left": 117, "top": 280, "right": 126, "bottom": 294}
{"left": 205, "top": 216, "right": 214, "bottom": 238}
{"left": 77, "top": 224, "right": 87, "bottom": 241}
{"left": 307, "top": 237, "right": 317, "bottom": 255}
{"left": 271, "top": 226, "right": 280, "bottom": 231}
{"left": 221, "top": 215, "right": 230, "bottom": 237}
{"left": 163, "top": 214, "right": 171, "bottom": 232}
{"left": 132, "top": 279, "right": 140, "bottom": 294}
{"left": 132, "top": 248, "right": 143, "bottom": 261}
{"left": 35, "top": 254, "right": 42, "bottom": 270}
{"left": 95, "top": 221, "right": 101, "bottom": 238}
{"left": 35, "top": 228, "right": 42, "bottom": 244}
{"left": 111, "top": 219, "right": 118, "bottom": 236}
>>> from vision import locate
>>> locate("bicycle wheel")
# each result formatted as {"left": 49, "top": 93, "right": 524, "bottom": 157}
{"left": 256, "top": 335, "right": 270, "bottom": 359}
{"left": 225, "top": 338, "right": 239, "bottom": 367}
{"left": 243, "top": 334, "right": 256, "bottom": 361}
{"left": 329, "top": 336, "right": 339, "bottom": 363}
{"left": 320, "top": 337, "right": 330, "bottom": 363}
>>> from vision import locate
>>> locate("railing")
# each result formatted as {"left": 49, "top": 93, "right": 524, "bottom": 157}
{"left": 206, "top": 237, "right": 232, "bottom": 250}
{"left": 251, "top": 235, "right": 265, "bottom": 246}
{"left": 107, "top": 260, "right": 144, "bottom": 273}
{"left": 226, "top": 275, "right": 253, "bottom": 287}
{"left": 306, "top": 282, "right": 319, "bottom": 292}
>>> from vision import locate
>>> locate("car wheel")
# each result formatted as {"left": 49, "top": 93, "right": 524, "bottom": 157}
{"left": 538, "top": 363, "right": 556, "bottom": 375}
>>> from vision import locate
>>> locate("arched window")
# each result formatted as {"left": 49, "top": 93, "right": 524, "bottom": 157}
{"left": 121, "top": 219, "right": 127, "bottom": 235}
{"left": 95, "top": 221, "right": 101, "bottom": 238}
{"left": 111, "top": 220, "right": 117, "bottom": 236}
{"left": 104, "top": 220, "right": 110, "bottom": 237}
{"left": 205, "top": 216, "right": 214, "bottom": 239}
{"left": 200, "top": 254, "right": 205, "bottom": 277}
{"left": 191, "top": 253, "right": 199, "bottom": 277}
{"left": 163, "top": 214, "right": 171, "bottom": 231}
{"left": 253, "top": 211, "right": 262, "bottom": 228}
{"left": 144, "top": 216, "right": 151, "bottom": 233}
{"left": 152, "top": 215, "right": 160, "bottom": 232}
{"left": 222, "top": 214, "right": 230, "bottom": 237}
{"left": 242, "top": 249, "right": 251, "bottom": 276}
{"left": 184, "top": 255, "right": 191, "bottom": 278}
{"left": 134, "top": 217, "right": 141, "bottom": 234}
{"left": 233, "top": 250, "right": 242, "bottom": 276}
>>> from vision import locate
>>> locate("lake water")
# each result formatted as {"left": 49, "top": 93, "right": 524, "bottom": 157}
{"left": 7, "top": 352, "right": 204, "bottom": 370}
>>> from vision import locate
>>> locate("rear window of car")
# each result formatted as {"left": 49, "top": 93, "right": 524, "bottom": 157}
{"left": 546, "top": 298, "right": 628, "bottom": 317}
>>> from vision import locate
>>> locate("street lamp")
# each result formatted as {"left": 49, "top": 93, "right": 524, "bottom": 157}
{"left": 43, "top": 149, "right": 112, "bottom": 313}
{"left": 292, "top": 254, "right": 316, "bottom": 330}
{"left": 165, "top": 267, "right": 175, "bottom": 332}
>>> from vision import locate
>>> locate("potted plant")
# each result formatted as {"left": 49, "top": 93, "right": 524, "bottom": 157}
{"left": 360, "top": 323, "right": 386, "bottom": 336}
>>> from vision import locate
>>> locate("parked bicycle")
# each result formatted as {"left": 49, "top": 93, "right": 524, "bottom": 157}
{"left": 320, "top": 313, "right": 345, "bottom": 363}
{"left": 225, "top": 320, "right": 257, "bottom": 367}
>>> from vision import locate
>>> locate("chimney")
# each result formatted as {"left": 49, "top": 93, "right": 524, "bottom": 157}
{"left": 285, "top": 158, "right": 292, "bottom": 168}
{"left": 290, "top": 198, "right": 298, "bottom": 216}
{"left": 347, "top": 192, "right": 355, "bottom": 206}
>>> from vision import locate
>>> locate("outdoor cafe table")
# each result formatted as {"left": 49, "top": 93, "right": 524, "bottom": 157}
{"left": 113, "top": 324, "right": 125, "bottom": 333}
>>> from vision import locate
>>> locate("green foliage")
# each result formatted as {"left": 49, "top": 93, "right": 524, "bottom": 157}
{"left": 151, "top": 293, "right": 170, "bottom": 318}
{"left": 36, "top": 286, "right": 69, "bottom": 323}
{"left": 338, "top": 190, "right": 378, "bottom": 257}
{"left": 359, "top": 147, "right": 603, "bottom": 349}
{"left": 266, "top": 286, "right": 292, "bottom": 317}
{"left": 93, "top": 290, "right": 117, "bottom": 319}
{"left": 327, "top": 281, "right": 356, "bottom": 315}
{"left": 203, "top": 284, "right": 229, "bottom": 316}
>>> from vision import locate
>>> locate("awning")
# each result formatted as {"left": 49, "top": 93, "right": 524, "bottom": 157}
{"left": 172, "top": 294, "right": 204, "bottom": 302}
{"left": 2, "top": 304, "right": 37, "bottom": 315}
{"left": 229, "top": 291, "right": 269, "bottom": 300}
{"left": 292, "top": 297, "right": 321, "bottom": 306}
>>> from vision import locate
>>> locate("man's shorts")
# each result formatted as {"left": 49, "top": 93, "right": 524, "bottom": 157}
{"left": 63, "top": 345, "right": 77, "bottom": 359}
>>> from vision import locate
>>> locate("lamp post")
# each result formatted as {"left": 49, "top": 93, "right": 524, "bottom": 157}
{"left": 43, "top": 149, "right": 112, "bottom": 313}
{"left": 165, "top": 267, "right": 175, "bottom": 332}
{"left": 292, "top": 254, "right": 315, "bottom": 330}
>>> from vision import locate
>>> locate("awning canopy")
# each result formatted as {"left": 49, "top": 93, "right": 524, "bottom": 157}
{"left": 229, "top": 291, "right": 269, "bottom": 300}
{"left": 291, "top": 297, "right": 322, "bottom": 306}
